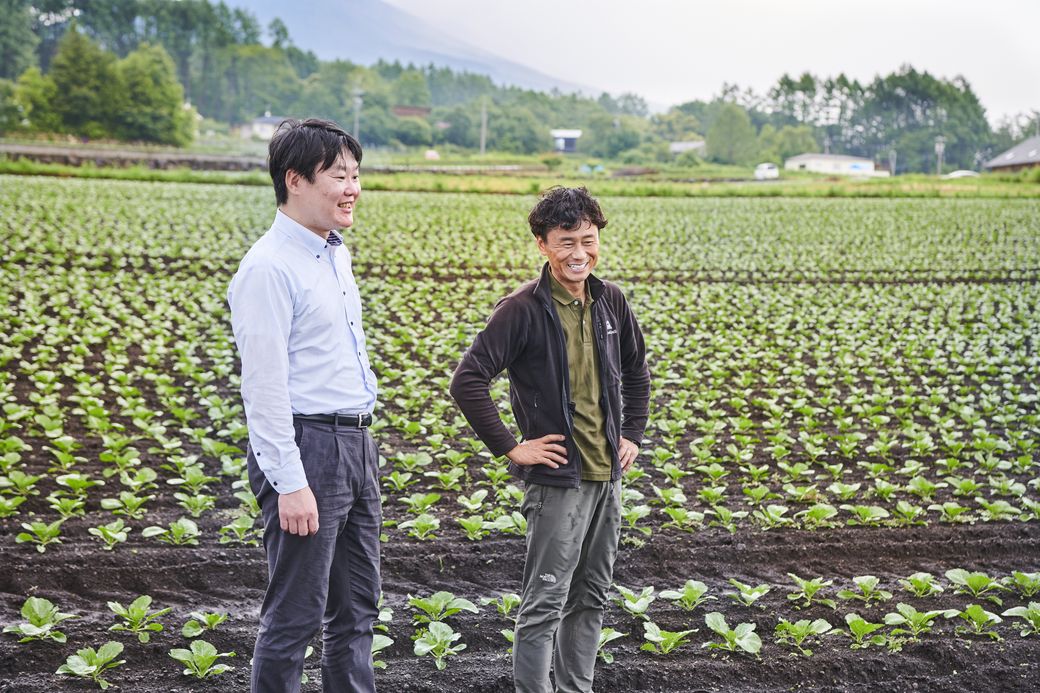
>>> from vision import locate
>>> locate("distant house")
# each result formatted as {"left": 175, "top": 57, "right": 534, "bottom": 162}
{"left": 242, "top": 112, "right": 286, "bottom": 140}
{"left": 984, "top": 135, "right": 1040, "bottom": 172}
{"left": 550, "top": 129, "right": 582, "bottom": 153}
{"left": 785, "top": 153, "right": 889, "bottom": 177}
{"left": 669, "top": 141, "right": 706, "bottom": 156}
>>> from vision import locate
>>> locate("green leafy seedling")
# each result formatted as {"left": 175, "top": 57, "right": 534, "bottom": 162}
{"left": 1001, "top": 602, "right": 1040, "bottom": 637}
{"left": 727, "top": 578, "right": 771, "bottom": 608}
{"left": 181, "top": 611, "right": 228, "bottom": 638}
{"left": 169, "top": 639, "right": 236, "bottom": 678}
{"left": 837, "top": 575, "right": 892, "bottom": 604}
{"left": 413, "top": 621, "right": 465, "bottom": 670}
{"left": 945, "top": 604, "right": 1002, "bottom": 640}
{"left": 108, "top": 595, "right": 171, "bottom": 643}
{"left": 372, "top": 634, "right": 394, "bottom": 669}
{"left": 408, "top": 591, "right": 478, "bottom": 626}
{"left": 899, "top": 572, "right": 944, "bottom": 597}
{"left": 1004, "top": 571, "right": 1040, "bottom": 599}
{"left": 613, "top": 584, "right": 656, "bottom": 620}
{"left": 15, "top": 519, "right": 64, "bottom": 553}
{"left": 480, "top": 593, "right": 521, "bottom": 620}
{"left": 659, "top": 580, "right": 715, "bottom": 611}
{"left": 3, "top": 596, "right": 77, "bottom": 643}
{"left": 88, "top": 519, "right": 131, "bottom": 550}
{"left": 842, "top": 613, "right": 887, "bottom": 649}
{"left": 944, "top": 569, "right": 1006, "bottom": 606}
{"left": 883, "top": 603, "right": 947, "bottom": 641}
{"left": 55, "top": 640, "right": 125, "bottom": 690}
{"left": 774, "top": 617, "right": 833, "bottom": 656}
{"left": 787, "top": 573, "right": 836, "bottom": 609}
{"left": 640, "top": 620, "right": 696, "bottom": 655}
{"left": 597, "top": 627, "right": 627, "bottom": 663}
{"left": 703, "top": 612, "right": 761, "bottom": 656}
{"left": 141, "top": 517, "right": 200, "bottom": 545}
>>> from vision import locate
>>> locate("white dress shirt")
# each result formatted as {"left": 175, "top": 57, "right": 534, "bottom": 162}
{"left": 228, "top": 210, "right": 378, "bottom": 493}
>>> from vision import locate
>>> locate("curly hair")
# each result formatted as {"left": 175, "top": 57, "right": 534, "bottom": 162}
{"left": 268, "top": 118, "right": 363, "bottom": 205}
{"left": 527, "top": 186, "right": 608, "bottom": 240}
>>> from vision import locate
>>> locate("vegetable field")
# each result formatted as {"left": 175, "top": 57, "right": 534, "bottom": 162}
{"left": 1, "top": 175, "right": 1038, "bottom": 692}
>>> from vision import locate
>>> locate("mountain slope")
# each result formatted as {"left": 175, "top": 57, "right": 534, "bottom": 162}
{"left": 232, "top": 0, "right": 595, "bottom": 94}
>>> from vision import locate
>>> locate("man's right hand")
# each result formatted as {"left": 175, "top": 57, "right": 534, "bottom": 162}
{"left": 278, "top": 486, "right": 319, "bottom": 535}
{"left": 506, "top": 434, "right": 568, "bottom": 469}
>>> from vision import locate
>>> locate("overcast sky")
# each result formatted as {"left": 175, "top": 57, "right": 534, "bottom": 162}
{"left": 384, "top": 0, "right": 1039, "bottom": 124}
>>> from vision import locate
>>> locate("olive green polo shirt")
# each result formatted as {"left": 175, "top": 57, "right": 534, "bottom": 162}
{"left": 549, "top": 273, "right": 613, "bottom": 481}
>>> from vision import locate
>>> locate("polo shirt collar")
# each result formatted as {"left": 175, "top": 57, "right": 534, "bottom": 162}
{"left": 548, "top": 271, "right": 589, "bottom": 307}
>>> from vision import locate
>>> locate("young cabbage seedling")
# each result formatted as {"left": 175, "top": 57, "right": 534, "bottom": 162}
{"left": 640, "top": 621, "right": 696, "bottom": 655}
{"left": 702, "top": 612, "right": 761, "bottom": 656}
{"left": 372, "top": 634, "right": 394, "bottom": 669}
{"left": 3, "top": 596, "right": 77, "bottom": 643}
{"left": 794, "top": 502, "right": 840, "bottom": 529}
{"left": 456, "top": 489, "right": 488, "bottom": 513}
{"left": 1004, "top": 571, "right": 1040, "bottom": 599}
{"left": 218, "top": 514, "right": 261, "bottom": 546}
{"left": 727, "top": 578, "right": 771, "bottom": 608}
{"left": 597, "top": 627, "right": 627, "bottom": 663}
{"left": 944, "top": 569, "right": 1006, "bottom": 606}
{"left": 55, "top": 640, "right": 125, "bottom": 690}
{"left": 141, "top": 517, "right": 200, "bottom": 545}
{"left": 786, "top": 573, "right": 836, "bottom": 610}
{"left": 181, "top": 611, "right": 228, "bottom": 638}
{"left": 398, "top": 513, "right": 439, "bottom": 540}
{"left": 408, "top": 591, "right": 479, "bottom": 627}
{"left": 883, "top": 603, "right": 947, "bottom": 641}
{"left": 108, "top": 595, "right": 171, "bottom": 643}
{"left": 169, "top": 639, "right": 236, "bottom": 678}
{"left": 413, "top": 621, "right": 466, "bottom": 670}
{"left": 945, "top": 604, "right": 1002, "bottom": 640}
{"left": 928, "top": 501, "right": 974, "bottom": 523}
{"left": 100, "top": 491, "right": 153, "bottom": 520}
{"left": 898, "top": 572, "right": 944, "bottom": 598}
{"left": 1001, "top": 602, "right": 1040, "bottom": 637}
{"left": 774, "top": 617, "right": 833, "bottom": 656}
{"left": 842, "top": 613, "right": 887, "bottom": 649}
{"left": 88, "top": 519, "right": 131, "bottom": 551}
{"left": 15, "top": 519, "right": 64, "bottom": 553}
{"left": 613, "top": 584, "right": 656, "bottom": 621}
{"left": 659, "top": 580, "right": 715, "bottom": 612}
{"left": 489, "top": 511, "right": 527, "bottom": 536}
{"left": 456, "top": 515, "right": 492, "bottom": 541}
{"left": 837, "top": 575, "right": 892, "bottom": 604}
{"left": 480, "top": 593, "right": 521, "bottom": 620}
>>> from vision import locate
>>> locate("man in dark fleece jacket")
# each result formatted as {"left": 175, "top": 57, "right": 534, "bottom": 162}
{"left": 450, "top": 186, "right": 651, "bottom": 693}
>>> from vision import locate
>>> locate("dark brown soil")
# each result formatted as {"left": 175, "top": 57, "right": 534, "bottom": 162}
{"left": 2, "top": 514, "right": 1038, "bottom": 692}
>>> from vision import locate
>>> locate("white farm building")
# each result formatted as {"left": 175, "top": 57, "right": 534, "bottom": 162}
{"left": 784, "top": 153, "right": 889, "bottom": 177}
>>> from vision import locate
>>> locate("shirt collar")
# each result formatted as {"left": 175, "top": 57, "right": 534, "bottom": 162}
{"left": 272, "top": 209, "right": 336, "bottom": 256}
{"left": 548, "top": 271, "right": 588, "bottom": 307}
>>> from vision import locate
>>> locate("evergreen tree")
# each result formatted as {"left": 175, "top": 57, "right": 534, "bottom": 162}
{"left": 0, "top": 0, "right": 39, "bottom": 79}
{"left": 47, "top": 24, "right": 123, "bottom": 138}
{"left": 116, "top": 43, "right": 194, "bottom": 144}
{"left": 706, "top": 102, "right": 758, "bottom": 165}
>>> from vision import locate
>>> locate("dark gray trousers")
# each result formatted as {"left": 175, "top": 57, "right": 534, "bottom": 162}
{"left": 247, "top": 421, "right": 382, "bottom": 693}
{"left": 513, "top": 481, "right": 622, "bottom": 693}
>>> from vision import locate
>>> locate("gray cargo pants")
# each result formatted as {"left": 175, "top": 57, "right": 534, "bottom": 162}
{"left": 513, "top": 480, "right": 622, "bottom": 693}
{"left": 247, "top": 421, "right": 382, "bottom": 693}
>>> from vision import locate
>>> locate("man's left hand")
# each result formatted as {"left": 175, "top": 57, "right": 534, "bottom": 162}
{"left": 618, "top": 437, "right": 639, "bottom": 473}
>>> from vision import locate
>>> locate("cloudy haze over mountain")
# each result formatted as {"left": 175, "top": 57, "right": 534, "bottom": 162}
{"left": 235, "top": 0, "right": 1038, "bottom": 121}
{"left": 233, "top": 0, "right": 597, "bottom": 95}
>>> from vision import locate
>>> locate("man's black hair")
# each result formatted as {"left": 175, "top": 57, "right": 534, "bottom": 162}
{"left": 527, "top": 186, "right": 607, "bottom": 240}
{"left": 268, "top": 118, "right": 363, "bottom": 205}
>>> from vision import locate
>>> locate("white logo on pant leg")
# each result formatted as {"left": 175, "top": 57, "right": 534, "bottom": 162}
{"left": 539, "top": 573, "right": 557, "bottom": 584}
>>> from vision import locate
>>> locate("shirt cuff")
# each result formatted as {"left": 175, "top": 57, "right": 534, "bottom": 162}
{"left": 251, "top": 446, "right": 309, "bottom": 494}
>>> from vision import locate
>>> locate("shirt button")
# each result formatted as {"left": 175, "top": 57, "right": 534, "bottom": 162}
{"left": 315, "top": 254, "right": 320, "bottom": 259}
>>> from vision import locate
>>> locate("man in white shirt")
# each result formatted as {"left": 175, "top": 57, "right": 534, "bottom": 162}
{"left": 228, "top": 118, "right": 380, "bottom": 693}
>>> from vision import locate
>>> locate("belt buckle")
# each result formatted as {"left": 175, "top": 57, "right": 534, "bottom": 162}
{"left": 358, "top": 413, "right": 371, "bottom": 429}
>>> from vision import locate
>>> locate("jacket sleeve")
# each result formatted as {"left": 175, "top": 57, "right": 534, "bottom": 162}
{"left": 614, "top": 289, "right": 651, "bottom": 444}
{"left": 449, "top": 298, "right": 530, "bottom": 457}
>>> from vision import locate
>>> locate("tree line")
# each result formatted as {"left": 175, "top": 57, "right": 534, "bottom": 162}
{"left": 0, "top": 0, "right": 1036, "bottom": 170}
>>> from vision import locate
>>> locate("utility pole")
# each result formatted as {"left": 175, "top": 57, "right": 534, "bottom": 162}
{"left": 934, "top": 135, "right": 946, "bottom": 176}
{"left": 352, "top": 87, "right": 364, "bottom": 140}
{"left": 479, "top": 98, "right": 487, "bottom": 156}
{"left": 888, "top": 147, "right": 897, "bottom": 176}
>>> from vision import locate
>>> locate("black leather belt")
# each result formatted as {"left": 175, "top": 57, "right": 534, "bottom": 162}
{"left": 293, "top": 413, "right": 372, "bottom": 428}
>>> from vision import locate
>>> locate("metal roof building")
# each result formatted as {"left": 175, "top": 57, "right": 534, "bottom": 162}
{"left": 984, "top": 135, "right": 1040, "bottom": 172}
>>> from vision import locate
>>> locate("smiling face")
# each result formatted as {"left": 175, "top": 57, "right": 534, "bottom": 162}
{"left": 537, "top": 220, "right": 600, "bottom": 299}
{"left": 282, "top": 151, "right": 360, "bottom": 237}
